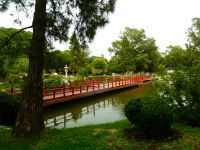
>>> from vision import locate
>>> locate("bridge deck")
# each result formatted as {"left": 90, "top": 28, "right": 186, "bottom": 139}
{"left": 6, "top": 76, "right": 150, "bottom": 107}
{"left": 43, "top": 77, "right": 150, "bottom": 106}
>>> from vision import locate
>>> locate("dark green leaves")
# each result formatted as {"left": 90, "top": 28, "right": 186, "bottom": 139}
{"left": 0, "top": 0, "right": 10, "bottom": 12}
{"left": 108, "top": 27, "right": 159, "bottom": 73}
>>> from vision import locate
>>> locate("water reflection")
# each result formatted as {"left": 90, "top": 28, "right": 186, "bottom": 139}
{"left": 44, "top": 82, "right": 154, "bottom": 128}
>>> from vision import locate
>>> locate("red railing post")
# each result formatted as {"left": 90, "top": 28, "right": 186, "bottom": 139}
{"left": 63, "top": 83, "right": 65, "bottom": 97}
{"left": 11, "top": 86, "right": 14, "bottom": 94}
{"left": 80, "top": 85, "right": 82, "bottom": 94}
{"left": 72, "top": 87, "right": 74, "bottom": 95}
{"left": 44, "top": 87, "right": 48, "bottom": 96}
{"left": 93, "top": 81, "right": 94, "bottom": 91}
{"left": 53, "top": 88, "right": 56, "bottom": 99}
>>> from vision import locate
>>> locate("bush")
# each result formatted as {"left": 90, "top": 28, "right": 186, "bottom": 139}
{"left": 156, "top": 67, "right": 200, "bottom": 126}
{"left": 124, "top": 96, "right": 173, "bottom": 137}
{"left": 179, "top": 106, "right": 200, "bottom": 127}
{"left": 0, "top": 92, "right": 21, "bottom": 125}
{"left": 43, "top": 75, "right": 64, "bottom": 87}
{"left": 78, "top": 68, "right": 89, "bottom": 77}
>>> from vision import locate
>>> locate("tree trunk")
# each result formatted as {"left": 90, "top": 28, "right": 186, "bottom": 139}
{"left": 13, "top": 0, "right": 47, "bottom": 138}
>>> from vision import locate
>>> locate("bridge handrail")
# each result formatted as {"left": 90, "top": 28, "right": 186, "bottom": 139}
{"left": 7, "top": 75, "right": 151, "bottom": 102}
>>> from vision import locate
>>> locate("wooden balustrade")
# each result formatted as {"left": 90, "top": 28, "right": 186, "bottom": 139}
{"left": 6, "top": 75, "right": 151, "bottom": 103}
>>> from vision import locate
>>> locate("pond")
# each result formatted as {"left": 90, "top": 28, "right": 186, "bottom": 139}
{"left": 44, "top": 82, "right": 156, "bottom": 128}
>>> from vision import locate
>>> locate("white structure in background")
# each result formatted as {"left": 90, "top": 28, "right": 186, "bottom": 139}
{"left": 167, "top": 69, "right": 174, "bottom": 74}
{"left": 64, "top": 64, "right": 68, "bottom": 77}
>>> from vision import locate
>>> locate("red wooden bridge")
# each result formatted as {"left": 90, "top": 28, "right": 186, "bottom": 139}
{"left": 7, "top": 75, "right": 151, "bottom": 106}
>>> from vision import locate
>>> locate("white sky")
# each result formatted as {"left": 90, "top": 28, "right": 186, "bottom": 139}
{"left": 0, "top": 0, "right": 200, "bottom": 59}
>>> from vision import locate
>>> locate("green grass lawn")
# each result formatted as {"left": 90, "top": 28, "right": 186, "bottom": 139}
{"left": 1, "top": 120, "right": 200, "bottom": 150}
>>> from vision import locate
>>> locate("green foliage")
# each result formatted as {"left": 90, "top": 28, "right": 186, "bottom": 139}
{"left": 188, "top": 18, "right": 200, "bottom": 50}
{"left": 0, "top": 27, "right": 32, "bottom": 56}
{"left": 2, "top": 120, "right": 200, "bottom": 149}
{"left": 124, "top": 96, "right": 173, "bottom": 137}
{"left": 44, "top": 50, "right": 72, "bottom": 73}
{"left": 78, "top": 68, "right": 89, "bottom": 77}
{"left": 7, "top": 74, "right": 24, "bottom": 85}
{"left": 0, "top": 0, "right": 116, "bottom": 45}
{"left": 0, "top": 93, "right": 20, "bottom": 125}
{"left": 69, "top": 33, "right": 88, "bottom": 74}
{"left": 108, "top": 27, "right": 160, "bottom": 73}
{"left": 43, "top": 75, "right": 64, "bottom": 87}
{"left": 0, "top": 28, "right": 31, "bottom": 80}
{"left": 108, "top": 56, "right": 122, "bottom": 73}
{"left": 156, "top": 64, "right": 167, "bottom": 75}
{"left": 164, "top": 45, "right": 186, "bottom": 69}
{"left": 156, "top": 65, "right": 200, "bottom": 126}
{"left": 1, "top": 0, "right": 117, "bottom": 137}
{"left": 92, "top": 57, "right": 108, "bottom": 75}
{"left": 181, "top": 107, "right": 200, "bottom": 127}
{"left": 0, "top": 64, "right": 7, "bottom": 80}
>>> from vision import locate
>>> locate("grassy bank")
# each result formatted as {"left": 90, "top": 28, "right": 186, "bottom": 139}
{"left": 1, "top": 120, "right": 200, "bottom": 150}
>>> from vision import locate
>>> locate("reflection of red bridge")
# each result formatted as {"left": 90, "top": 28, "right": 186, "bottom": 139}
{"left": 8, "top": 75, "right": 150, "bottom": 106}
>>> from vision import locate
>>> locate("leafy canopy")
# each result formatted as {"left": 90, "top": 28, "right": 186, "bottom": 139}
{"left": 92, "top": 57, "right": 108, "bottom": 75}
{"left": 108, "top": 27, "right": 159, "bottom": 73}
{"left": 69, "top": 33, "right": 88, "bottom": 74}
{"left": 0, "top": 0, "right": 116, "bottom": 46}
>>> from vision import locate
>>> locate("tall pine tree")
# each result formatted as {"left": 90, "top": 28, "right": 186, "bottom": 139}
{"left": 0, "top": 0, "right": 116, "bottom": 138}
{"left": 69, "top": 33, "right": 87, "bottom": 74}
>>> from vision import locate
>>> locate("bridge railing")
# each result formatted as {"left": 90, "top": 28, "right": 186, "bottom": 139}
{"left": 42, "top": 75, "right": 150, "bottom": 101}
{"left": 6, "top": 75, "right": 151, "bottom": 101}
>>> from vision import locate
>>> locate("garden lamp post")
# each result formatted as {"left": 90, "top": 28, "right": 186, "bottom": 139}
{"left": 64, "top": 65, "right": 68, "bottom": 77}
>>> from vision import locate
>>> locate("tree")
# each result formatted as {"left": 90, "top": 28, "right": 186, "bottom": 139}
{"left": 0, "top": 0, "right": 116, "bottom": 138}
{"left": 164, "top": 45, "right": 185, "bottom": 69}
{"left": 108, "top": 56, "right": 122, "bottom": 73}
{"left": 44, "top": 50, "right": 72, "bottom": 73}
{"left": 0, "top": 27, "right": 32, "bottom": 56}
{"left": 186, "top": 18, "right": 200, "bottom": 67}
{"left": 0, "top": 27, "right": 32, "bottom": 75}
{"left": 69, "top": 33, "right": 88, "bottom": 74}
{"left": 92, "top": 57, "right": 108, "bottom": 75}
{"left": 188, "top": 18, "right": 200, "bottom": 51}
{"left": 0, "top": 28, "right": 32, "bottom": 81}
{"left": 108, "top": 27, "right": 158, "bottom": 73}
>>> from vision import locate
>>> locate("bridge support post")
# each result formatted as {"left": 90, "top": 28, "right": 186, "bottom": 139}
{"left": 53, "top": 88, "right": 56, "bottom": 99}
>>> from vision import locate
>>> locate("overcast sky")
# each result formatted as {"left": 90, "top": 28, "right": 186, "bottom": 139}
{"left": 0, "top": 0, "right": 200, "bottom": 59}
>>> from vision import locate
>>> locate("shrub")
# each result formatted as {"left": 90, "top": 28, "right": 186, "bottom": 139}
{"left": 156, "top": 67, "right": 200, "bottom": 126}
{"left": 0, "top": 92, "right": 21, "bottom": 125}
{"left": 78, "top": 68, "right": 89, "bottom": 77}
{"left": 43, "top": 75, "right": 64, "bottom": 87}
{"left": 124, "top": 96, "right": 173, "bottom": 137}
{"left": 179, "top": 106, "right": 200, "bottom": 127}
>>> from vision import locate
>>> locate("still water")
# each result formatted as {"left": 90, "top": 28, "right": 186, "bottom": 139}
{"left": 44, "top": 82, "right": 155, "bottom": 128}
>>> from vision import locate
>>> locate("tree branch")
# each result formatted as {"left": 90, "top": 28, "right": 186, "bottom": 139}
{"left": 0, "top": 25, "right": 33, "bottom": 50}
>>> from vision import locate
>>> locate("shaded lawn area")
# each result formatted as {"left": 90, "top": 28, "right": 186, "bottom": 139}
{"left": 1, "top": 120, "right": 200, "bottom": 150}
